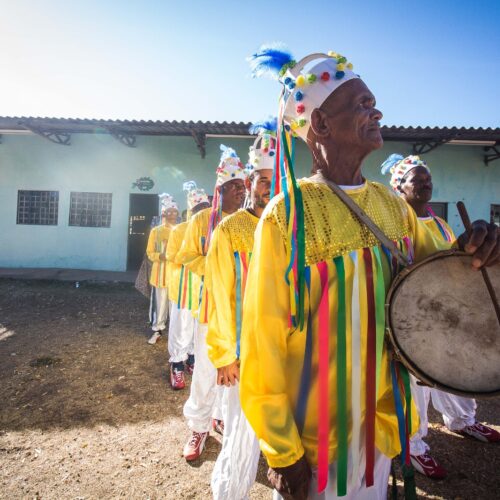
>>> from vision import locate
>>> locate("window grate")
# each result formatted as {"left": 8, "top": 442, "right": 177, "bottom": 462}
{"left": 17, "top": 190, "right": 59, "bottom": 225}
{"left": 491, "top": 204, "right": 500, "bottom": 226}
{"left": 69, "top": 192, "right": 112, "bottom": 228}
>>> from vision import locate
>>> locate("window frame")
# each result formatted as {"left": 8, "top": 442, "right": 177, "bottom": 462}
{"left": 68, "top": 191, "right": 113, "bottom": 228}
{"left": 16, "top": 189, "right": 59, "bottom": 226}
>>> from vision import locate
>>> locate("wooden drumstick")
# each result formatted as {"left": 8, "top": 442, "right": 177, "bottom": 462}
{"left": 457, "top": 201, "right": 500, "bottom": 325}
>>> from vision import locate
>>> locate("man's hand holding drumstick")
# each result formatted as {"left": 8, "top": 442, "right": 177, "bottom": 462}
{"left": 456, "top": 217, "right": 500, "bottom": 269}
{"left": 456, "top": 202, "right": 500, "bottom": 325}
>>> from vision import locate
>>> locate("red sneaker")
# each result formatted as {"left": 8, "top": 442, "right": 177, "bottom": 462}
{"left": 183, "top": 431, "right": 208, "bottom": 461}
{"left": 410, "top": 453, "right": 447, "bottom": 479}
{"left": 212, "top": 418, "right": 224, "bottom": 436}
{"left": 185, "top": 354, "right": 195, "bottom": 375}
{"left": 170, "top": 364, "right": 185, "bottom": 390}
{"left": 456, "top": 422, "right": 500, "bottom": 443}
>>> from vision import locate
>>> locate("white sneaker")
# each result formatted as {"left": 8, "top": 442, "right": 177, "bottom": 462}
{"left": 147, "top": 331, "right": 162, "bottom": 345}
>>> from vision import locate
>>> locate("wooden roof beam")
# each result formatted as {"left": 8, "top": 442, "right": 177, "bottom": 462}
{"left": 19, "top": 121, "right": 71, "bottom": 145}
{"left": 484, "top": 145, "right": 500, "bottom": 166}
{"left": 191, "top": 129, "right": 206, "bottom": 158}
{"left": 411, "top": 138, "right": 449, "bottom": 155}
{"left": 104, "top": 127, "right": 136, "bottom": 147}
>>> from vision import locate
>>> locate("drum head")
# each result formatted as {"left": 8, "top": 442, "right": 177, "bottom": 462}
{"left": 388, "top": 252, "right": 500, "bottom": 397}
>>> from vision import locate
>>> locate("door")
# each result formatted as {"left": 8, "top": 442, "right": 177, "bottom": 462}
{"left": 127, "top": 194, "right": 158, "bottom": 271}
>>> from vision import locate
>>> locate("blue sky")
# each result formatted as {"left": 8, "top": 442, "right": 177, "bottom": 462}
{"left": 1, "top": 0, "right": 499, "bottom": 127}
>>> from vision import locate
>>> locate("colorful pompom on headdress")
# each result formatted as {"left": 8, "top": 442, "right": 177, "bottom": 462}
{"left": 158, "top": 193, "right": 178, "bottom": 214}
{"left": 248, "top": 44, "right": 358, "bottom": 141}
{"left": 183, "top": 181, "right": 209, "bottom": 211}
{"left": 247, "top": 116, "right": 278, "bottom": 173}
{"left": 381, "top": 154, "right": 430, "bottom": 193}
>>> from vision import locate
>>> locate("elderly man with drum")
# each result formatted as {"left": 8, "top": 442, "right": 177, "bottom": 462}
{"left": 381, "top": 154, "right": 500, "bottom": 479}
{"left": 240, "top": 45, "right": 500, "bottom": 500}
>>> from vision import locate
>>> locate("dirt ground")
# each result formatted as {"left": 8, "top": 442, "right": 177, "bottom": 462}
{"left": 0, "top": 279, "right": 499, "bottom": 500}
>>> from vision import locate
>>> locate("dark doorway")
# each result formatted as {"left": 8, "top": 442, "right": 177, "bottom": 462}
{"left": 127, "top": 194, "right": 158, "bottom": 271}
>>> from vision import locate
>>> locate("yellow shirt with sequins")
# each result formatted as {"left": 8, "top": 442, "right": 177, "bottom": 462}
{"left": 205, "top": 209, "right": 259, "bottom": 369}
{"left": 240, "top": 179, "right": 452, "bottom": 469}
{"left": 177, "top": 207, "right": 228, "bottom": 324}
{"left": 147, "top": 223, "right": 174, "bottom": 288}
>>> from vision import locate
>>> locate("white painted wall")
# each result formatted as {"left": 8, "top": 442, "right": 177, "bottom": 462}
{"left": 0, "top": 131, "right": 498, "bottom": 271}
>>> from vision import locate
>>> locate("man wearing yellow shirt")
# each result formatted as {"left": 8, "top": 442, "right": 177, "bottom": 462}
{"left": 242, "top": 46, "right": 500, "bottom": 499}
{"left": 165, "top": 182, "right": 210, "bottom": 390}
{"left": 178, "top": 145, "right": 247, "bottom": 461}
{"left": 382, "top": 154, "right": 500, "bottom": 480}
{"left": 206, "top": 120, "right": 275, "bottom": 499}
{"left": 146, "top": 193, "right": 178, "bottom": 345}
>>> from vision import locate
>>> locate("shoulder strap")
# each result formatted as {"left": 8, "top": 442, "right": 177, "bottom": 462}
{"left": 311, "top": 172, "right": 409, "bottom": 266}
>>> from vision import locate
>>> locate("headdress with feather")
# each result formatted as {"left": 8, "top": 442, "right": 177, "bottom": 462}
{"left": 204, "top": 145, "right": 246, "bottom": 253}
{"left": 381, "top": 154, "right": 430, "bottom": 193}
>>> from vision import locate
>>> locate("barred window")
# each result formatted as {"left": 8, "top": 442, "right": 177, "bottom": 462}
{"left": 69, "top": 192, "right": 112, "bottom": 228}
{"left": 491, "top": 204, "right": 500, "bottom": 226}
{"left": 17, "top": 190, "right": 59, "bottom": 225}
{"left": 428, "top": 202, "right": 448, "bottom": 221}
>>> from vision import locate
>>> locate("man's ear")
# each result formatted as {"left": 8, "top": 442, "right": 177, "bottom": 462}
{"left": 244, "top": 175, "right": 252, "bottom": 191}
{"left": 310, "top": 108, "right": 331, "bottom": 138}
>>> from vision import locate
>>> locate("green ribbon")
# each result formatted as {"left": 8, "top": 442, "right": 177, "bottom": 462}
{"left": 334, "top": 256, "right": 348, "bottom": 496}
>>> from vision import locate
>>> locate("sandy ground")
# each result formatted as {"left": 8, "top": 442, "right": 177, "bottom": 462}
{"left": 0, "top": 279, "right": 499, "bottom": 500}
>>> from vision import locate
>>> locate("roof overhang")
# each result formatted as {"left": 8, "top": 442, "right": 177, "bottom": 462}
{"left": 0, "top": 117, "right": 498, "bottom": 163}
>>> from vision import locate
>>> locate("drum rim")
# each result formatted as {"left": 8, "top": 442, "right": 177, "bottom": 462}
{"left": 385, "top": 250, "right": 500, "bottom": 398}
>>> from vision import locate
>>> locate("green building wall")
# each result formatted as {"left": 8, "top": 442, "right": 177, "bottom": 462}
{"left": 0, "top": 132, "right": 498, "bottom": 271}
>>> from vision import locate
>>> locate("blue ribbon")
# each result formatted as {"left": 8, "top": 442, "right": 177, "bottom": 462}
{"left": 390, "top": 360, "right": 407, "bottom": 463}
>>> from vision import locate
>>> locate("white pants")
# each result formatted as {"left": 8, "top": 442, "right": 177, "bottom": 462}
{"left": 211, "top": 383, "right": 260, "bottom": 500}
{"left": 149, "top": 287, "right": 169, "bottom": 332}
{"left": 273, "top": 449, "right": 391, "bottom": 500}
{"left": 183, "top": 322, "right": 223, "bottom": 432}
{"left": 410, "top": 375, "right": 477, "bottom": 456}
{"left": 167, "top": 300, "right": 195, "bottom": 363}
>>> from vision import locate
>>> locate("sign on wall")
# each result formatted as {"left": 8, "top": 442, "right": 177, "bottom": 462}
{"left": 132, "top": 177, "right": 155, "bottom": 192}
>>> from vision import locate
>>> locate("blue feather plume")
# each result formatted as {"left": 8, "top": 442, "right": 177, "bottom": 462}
{"left": 381, "top": 154, "right": 404, "bottom": 175}
{"left": 220, "top": 144, "right": 238, "bottom": 161}
{"left": 183, "top": 180, "right": 197, "bottom": 192}
{"left": 247, "top": 43, "right": 294, "bottom": 79}
{"left": 249, "top": 116, "right": 278, "bottom": 135}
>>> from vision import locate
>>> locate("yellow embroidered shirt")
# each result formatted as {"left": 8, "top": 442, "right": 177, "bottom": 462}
{"left": 166, "top": 221, "right": 201, "bottom": 314}
{"left": 177, "top": 207, "right": 228, "bottom": 324}
{"left": 420, "top": 215, "right": 456, "bottom": 242}
{"left": 240, "top": 179, "right": 452, "bottom": 470}
{"left": 205, "top": 209, "right": 259, "bottom": 368}
{"left": 147, "top": 223, "right": 175, "bottom": 288}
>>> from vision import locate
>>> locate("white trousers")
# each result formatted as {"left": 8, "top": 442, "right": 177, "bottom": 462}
{"left": 183, "top": 322, "right": 223, "bottom": 432}
{"left": 211, "top": 383, "right": 260, "bottom": 500}
{"left": 149, "top": 286, "right": 169, "bottom": 332}
{"left": 273, "top": 449, "right": 391, "bottom": 500}
{"left": 410, "top": 375, "right": 477, "bottom": 456}
{"left": 167, "top": 300, "right": 195, "bottom": 363}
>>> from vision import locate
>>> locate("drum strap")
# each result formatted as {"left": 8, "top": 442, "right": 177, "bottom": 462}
{"left": 311, "top": 171, "right": 409, "bottom": 266}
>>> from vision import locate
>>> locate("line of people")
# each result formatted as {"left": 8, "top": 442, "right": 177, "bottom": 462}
{"left": 144, "top": 124, "right": 277, "bottom": 498}
{"left": 142, "top": 44, "right": 500, "bottom": 500}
